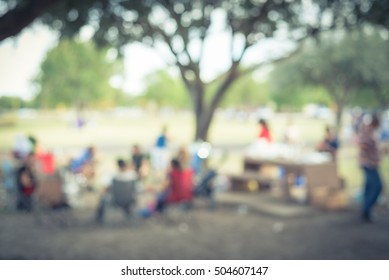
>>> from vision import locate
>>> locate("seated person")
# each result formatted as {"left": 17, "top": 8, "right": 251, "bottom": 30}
{"left": 177, "top": 145, "right": 191, "bottom": 170}
{"left": 13, "top": 134, "right": 33, "bottom": 160}
{"left": 69, "top": 146, "right": 96, "bottom": 190}
{"left": 258, "top": 119, "right": 272, "bottom": 143}
{"left": 155, "top": 158, "right": 194, "bottom": 213}
{"left": 95, "top": 159, "right": 138, "bottom": 223}
{"left": 316, "top": 126, "right": 339, "bottom": 160}
{"left": 16, "top": 153, "right": 37, "bottom": 212}
{"left": 70, "top": 146, "right": 96, "bottom": 173}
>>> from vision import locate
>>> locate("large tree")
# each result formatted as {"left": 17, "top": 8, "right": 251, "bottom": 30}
{"left": 0, "top": 95, "right": 27, "bottom": 110}
{"left": 41, "top": 0, "right": 325, "bottom": 141}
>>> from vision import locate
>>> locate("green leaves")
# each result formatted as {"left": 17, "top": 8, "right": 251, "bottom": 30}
{"left": 140, "top": 69, "right": 190, "bottom": 108}
{"left": 34, "top": 39, "right": 117, "bottom": 108}
{"left": 270, "top": 30, "right": 389, "bottom": 110}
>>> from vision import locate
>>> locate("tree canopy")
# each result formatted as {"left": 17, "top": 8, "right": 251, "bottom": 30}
{"left": 0, "top": 95, "right": 28, "bottom": 110}
{"left": 140, "top": 69, "right": 189, "bottom": 109}
{"left": 270, "top": 30, "right": 389, "bottom": 129}
{"left": 1, "top": 1, "right": 389, "bottom": 43}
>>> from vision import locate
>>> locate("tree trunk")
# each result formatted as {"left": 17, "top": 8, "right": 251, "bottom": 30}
{"left": 192, "top": 68, "right": 238, "bottom": 141}
{"left": 334, "top": 101, "right": 344, "bottom": 137}
{"left": 195, "top": 107, "right": 215, "bottom": 141}
{"left": 335, "top": 107, "right": 342, "bottom": 133}
{"left": 328, "top": 87, "right": 347, "bottom": 138}
{"left": 192, "top": 79, "right": 205, "bottom": 141}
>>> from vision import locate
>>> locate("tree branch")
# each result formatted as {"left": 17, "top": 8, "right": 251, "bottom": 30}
{"left": 0, "top": 0, "right": 63, "bottom": 42}
{"left": 158, "top": 1, "right": 203, "bottom": 79}
{"left": 238, "top": 41, "right": 305, "bottom": 78}
{"left": 209, "top": 62, "right": 239, "bottom": 114}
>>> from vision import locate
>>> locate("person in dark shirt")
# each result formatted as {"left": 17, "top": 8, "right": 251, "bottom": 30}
{"left": 16, "top": 153, "right": 37, "bottom": 212}
{"left": 131, "top": 144, "right": 145, "bottom": 176}
{"left": 316, "top": 126, "right": 340, "bottom": 161}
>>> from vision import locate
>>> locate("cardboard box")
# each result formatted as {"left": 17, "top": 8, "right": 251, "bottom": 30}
{"left": 324, "top": 190, "right": 349, "bottom": 210}
{"left": 37, "top": 174, "right": 64, "bottom": 207}
{"left": 304, "top": 162, "right": 340, "bottom": 190}
{"left": 310, "top": 187, "right": 349, "bottom": 210}
{"left": 310, "top": 187, "right": 329, "bottom": 208}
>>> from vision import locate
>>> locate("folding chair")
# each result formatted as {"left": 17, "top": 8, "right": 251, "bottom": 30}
{"left": 95, "top": 177, "right": 138, "bottom": 225}
{"left": 194, "top": 169, "right": 217, "bottom": 209}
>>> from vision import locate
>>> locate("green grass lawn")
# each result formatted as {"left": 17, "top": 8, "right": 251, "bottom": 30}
{"left": 1, "top": 110, "right": 388, "bottom": 192}
{"left": 0, "top": 110, "right": 330, "bottom": 149}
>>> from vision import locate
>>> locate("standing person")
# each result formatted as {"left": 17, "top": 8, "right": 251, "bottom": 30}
{"left": 258, "top": 119, "right": 272, "bottom": 143}
{"left": 357, "top": 114, "right": 387, "bottom": 223}
{"left": 16, "top": 152, "right": 37, "bottom": 212}
{"left": 152, "top": 126, "right": 170, "bottom": 173}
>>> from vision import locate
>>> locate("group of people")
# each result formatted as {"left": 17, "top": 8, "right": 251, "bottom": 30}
{"left": 1, "top": 115, "right": 387, "bottom": 225}
{"left": 0, "top": 124, "right": 217, "bottom": 221}
{"left": 316, "top": 113, "right": 388, "bottom": 223}
{"left": 0, "top": 133, "right": 100, "bottom": 212}
{"left": 256, "top": 114, "right": 388, "bottom": 223}
{"left": 257, "top": 117, "right": 340, "bottom": 159}
{"left": 94, "top": 137, "right": 217, "bottom": 223}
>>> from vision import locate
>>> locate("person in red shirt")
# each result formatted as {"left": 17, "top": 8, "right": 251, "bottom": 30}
{"left": 258, "top": 119, "right": 272, "bottom": 143}
{"left": 155, "top": 158, "right": 194, "bottom": 213}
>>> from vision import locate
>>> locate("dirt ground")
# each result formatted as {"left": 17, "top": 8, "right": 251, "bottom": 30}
{"left": 1, "top": 192, "right": 389, "bottom": 260}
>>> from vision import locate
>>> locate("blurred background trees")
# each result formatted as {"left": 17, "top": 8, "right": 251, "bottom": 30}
{"left": 270, "top": 29, "right": 389, "bottom": 131}
{"left": 34, "top": 39, "right": 120, "bottom": 109}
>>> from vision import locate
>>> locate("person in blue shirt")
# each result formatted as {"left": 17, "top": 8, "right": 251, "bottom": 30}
{"left": 152, "top": 127, "right": 169, "bottom": 173}
{"left": 155, "top": 127, "right": 167, "bottom": 148}
{"left": 316, "top": 126, "right": 339, "bottom": 161}
{"left": 70, "top": 146, "right": 95, "bottom": 173}
{"left": 1, "top": 153, "right": 17, "bottom": 211}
